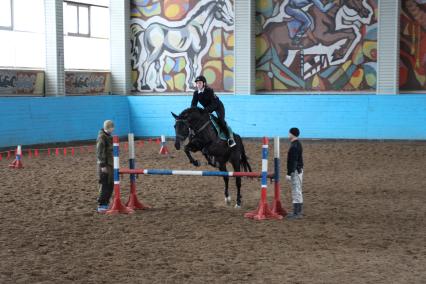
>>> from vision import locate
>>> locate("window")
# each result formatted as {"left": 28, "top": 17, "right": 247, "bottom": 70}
{"left": 0, "top": 0, "right": 45, "bottom": 68}
{"left": 63, "top": 1, "right": 110, "bottom": 70}
{"left": 0, "top": 0, "right": 12, "bottom": 29}
{"left": 63, "top": 1, "right": 109, "bottom": 38}
{"left": 64, "top": 3, "right": 89, "bottom": 36}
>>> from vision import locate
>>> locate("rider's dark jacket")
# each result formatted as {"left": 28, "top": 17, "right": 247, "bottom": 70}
{"left": 191, "top": 87, "right": 220, "bottom": 113}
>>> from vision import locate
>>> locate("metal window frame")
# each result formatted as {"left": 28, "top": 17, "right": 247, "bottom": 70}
{"left": 0, "top": 0, "right": 13, "bottom": 30}
{"left": 64, "top": 0, "right": 108, "bottom": 9}
{"left": 66, "top": 2, "right": 91, "bottom": 37}
{"left": 64, "top": 1, "right": 109, "bottom": 39}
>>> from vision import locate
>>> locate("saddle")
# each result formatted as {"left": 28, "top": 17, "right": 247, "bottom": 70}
{"left": 209, "top": 114, "right": 233, "bottom": 141}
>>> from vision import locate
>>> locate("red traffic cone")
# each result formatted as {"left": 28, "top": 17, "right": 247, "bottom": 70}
{"left": 9, "top": 145, "right": 24, "bottom": 169}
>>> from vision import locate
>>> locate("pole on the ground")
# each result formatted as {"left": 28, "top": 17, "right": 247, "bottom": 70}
{"left": 244, "top": 137, "right": 282, "bottom": 220}
{"left": 106, "top": 136, "right": 134, "bottom": 214}
{"left": 271, "top": 136, "right": 286, "bottom": 216}
{"left": 125, "top": 133, "right": 150, "bottom": 210}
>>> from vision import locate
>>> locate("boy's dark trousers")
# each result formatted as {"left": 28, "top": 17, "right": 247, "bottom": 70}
{"left": 98, "top": 172, "right": 113, "bottom": 206}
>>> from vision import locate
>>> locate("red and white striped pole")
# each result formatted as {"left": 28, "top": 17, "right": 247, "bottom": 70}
{"left": 106, "top": 136, "right": 134, "bottom": 215}
{"left": 245, "top": 137, "right": 282, "bottom": 220}
{"left": 125, "top": 133, "right": 150, "bottom": 210}
{"left": 9, "top": 145, "right": 24, "bottom": 169}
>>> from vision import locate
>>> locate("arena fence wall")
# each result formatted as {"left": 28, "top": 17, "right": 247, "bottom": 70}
{"left": 1, "top": 94, "right": 426, "bottom": 147}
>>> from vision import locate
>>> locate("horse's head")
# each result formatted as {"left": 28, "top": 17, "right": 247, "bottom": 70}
{"left": 214, "top": 0, "right": 234, "bottom": 26}
{"left": 130, "top": 23, "right": 144, "bottom": 70}
{"left": 171, "top": 108, "right": 209, "bottom": 150}
{"left": 342, "top": 0, "right": 373, "bottom": 24}
{"left": 172, "top": 111, "right": 190, "bottom": 150}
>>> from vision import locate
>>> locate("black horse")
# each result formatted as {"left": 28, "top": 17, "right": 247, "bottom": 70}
{"left": 172, "top": 107, "right": 251, "bottom": 208}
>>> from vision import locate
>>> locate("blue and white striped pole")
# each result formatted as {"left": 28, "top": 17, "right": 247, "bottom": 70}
{"left": 107, "top": 136, "right": 134, "bottom": 214}
{"left": 9, "top": 145, "right": 24, "bottom": 169}
{"left": 245, "top": 137, "right": 282, "bottom": 220}
{"left": 159, "top": 135, "right": 169, "bottom": 155}
{"left": 125, "top": 133, "right": 149, "bottom": 210}
{"left": 271, "top": 137, "right": 286, "bottom": 216}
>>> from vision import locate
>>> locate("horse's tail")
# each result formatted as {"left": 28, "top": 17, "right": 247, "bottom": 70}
{"left": 236, "top": 134, "right": 252, "bottom": 172}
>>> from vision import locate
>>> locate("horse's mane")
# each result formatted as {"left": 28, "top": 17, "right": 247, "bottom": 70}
{"left": 179, "top": 107, "right": 206, "bottom": 117}
{"left": 187, "top": 1, "right": 218, "bottom": 23}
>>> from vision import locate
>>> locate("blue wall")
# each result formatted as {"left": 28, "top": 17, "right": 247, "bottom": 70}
{"left": 129, "top": 95, "right": 426, "bottom": 140}
{"left": 0, "top": 96, "right": 130, "bottom": 148}
{"left": 1, "top": 94, "right": 425, "bottom": 147}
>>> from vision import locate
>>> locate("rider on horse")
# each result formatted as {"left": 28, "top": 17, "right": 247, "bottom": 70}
{"left": 285, "top": 0, "right": 337, "bottom": 45}
{"left": 191, "top": 75, "right": 236, "bottom": 148}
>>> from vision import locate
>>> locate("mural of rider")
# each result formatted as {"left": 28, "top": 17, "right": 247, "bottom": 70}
{"left": 285, "top": 0, "right": 337, "bottom": 44}
{"left": 191, "top": 75, "right": 236, "bottom": 148}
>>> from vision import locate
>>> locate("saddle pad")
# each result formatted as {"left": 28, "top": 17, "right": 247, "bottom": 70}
{"left": 209, "top": 115, "right": 233, "bottom": 141}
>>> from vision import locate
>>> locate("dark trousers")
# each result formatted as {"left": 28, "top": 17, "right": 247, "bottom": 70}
{"left": 213, "top": 101, "right": 230, "bottom": 138}
{"left": 98, "top": 173, "right": 113, "bottom": 206}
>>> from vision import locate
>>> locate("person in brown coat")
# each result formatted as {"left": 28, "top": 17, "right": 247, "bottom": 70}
{"left": 96, "top": 120, "right": 114, "bottom": 213}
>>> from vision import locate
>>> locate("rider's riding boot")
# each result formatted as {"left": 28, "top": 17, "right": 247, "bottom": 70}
{"left": 228, "top": 138, "right": 236, "bottom": 148}
{"left": 227, "top": 132, "right": 236, "bottom": 148}
{"left": 222, "top": 125, "right": 236, "bottom": 148}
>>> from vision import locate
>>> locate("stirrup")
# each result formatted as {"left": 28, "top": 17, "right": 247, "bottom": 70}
{"left": 228, "top": 138, "right": 236, "bottom": 148}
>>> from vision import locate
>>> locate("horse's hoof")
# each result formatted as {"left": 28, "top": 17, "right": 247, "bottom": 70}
{"left": 225, "top": 196, "right": 231, "bottom": 205}
{"left": 141, "top": 84, "right": 151, "bottom": 90}
{"left": 192, "top": 160, "right": 201, "bottom": 167}
{"left": 234, "top": 204, "right": 241, "bottom": 209}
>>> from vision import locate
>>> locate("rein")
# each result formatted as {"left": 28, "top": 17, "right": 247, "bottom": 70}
{"left": 175, "top": 116, "right": 212, "bottom": 141}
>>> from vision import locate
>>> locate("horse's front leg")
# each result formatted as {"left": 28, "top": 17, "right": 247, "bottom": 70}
{"left": 184, "top": 145, "right": 201, "bottom": 167}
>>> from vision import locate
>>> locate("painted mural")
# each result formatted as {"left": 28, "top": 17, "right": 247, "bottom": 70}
{"left": 256, "top": 0, "right": 378, "bottom": 92}
{"left": 400, "top": 0, "right": 426, "bottom": 91}
{"left": 130, "top": 0, "right": 234, "bottom": 93}
{"left": 65, "top": 72, "right": 111, "bottom": 95}
{"left": 0, "top": 70, "right": 44, "bottom": 95}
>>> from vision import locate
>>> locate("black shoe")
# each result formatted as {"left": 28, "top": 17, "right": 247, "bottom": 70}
{"left": 287, "top": 203, "right": 302, "bottom": 220}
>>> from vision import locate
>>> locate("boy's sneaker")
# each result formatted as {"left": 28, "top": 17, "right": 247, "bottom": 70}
{"left": 97, "top": 205, "right": 109, "bottom": 213}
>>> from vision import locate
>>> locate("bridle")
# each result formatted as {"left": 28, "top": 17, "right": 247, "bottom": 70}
{"left": 174, "top": 116, "right": 211, "bottom": 140}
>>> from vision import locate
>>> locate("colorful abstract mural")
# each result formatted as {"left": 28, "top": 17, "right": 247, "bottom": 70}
{"left": 256, "top": 0, "right": 378, "bottom": 92}
{"left": 130, "top": 0, "right": 234, "bottom": 93}
{"left": 400, "top": 0, "right": 426, "bottom": 91}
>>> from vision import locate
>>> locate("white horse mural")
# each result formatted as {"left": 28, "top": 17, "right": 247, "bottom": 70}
{"left": 131, "top": 0, "right": 234, "bottom": 92}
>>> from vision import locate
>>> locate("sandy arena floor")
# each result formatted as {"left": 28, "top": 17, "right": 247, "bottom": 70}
{"left": 0, "top": 139, "right": 425, "bottom": 283}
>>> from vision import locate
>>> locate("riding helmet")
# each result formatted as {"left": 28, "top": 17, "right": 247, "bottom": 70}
{"left": 194, "top": 75, "right": 207, "bottom": 84}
